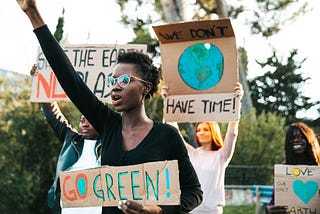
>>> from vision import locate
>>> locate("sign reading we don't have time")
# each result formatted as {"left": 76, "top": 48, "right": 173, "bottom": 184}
{"left": 153, "top": 19, "right": 240, "bottom": 123}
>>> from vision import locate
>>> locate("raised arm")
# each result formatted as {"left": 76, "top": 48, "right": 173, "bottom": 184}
{"left": 221, "top": 120, "right": 239, "bottom": 164}
{"left": 220, "top": 82, "right": 243, "bottom": 163}
{"left": 41, "top": 102, "right": 77, "bottom": 142}
{"left": 16, "top": 0, "right": 44, "bottom": 29}
{"left": 29, "top": 64, "right": 76, "bottom": 141}
{"left": 16, "top": 0, "right": 109, "bottom": 134}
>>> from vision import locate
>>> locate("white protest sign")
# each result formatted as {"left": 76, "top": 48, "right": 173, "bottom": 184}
{"left": 163, "top": 93, "right": 240, "bottom": 122}
{"left": 30, "top": 44, "right": 147, "bottom": 102}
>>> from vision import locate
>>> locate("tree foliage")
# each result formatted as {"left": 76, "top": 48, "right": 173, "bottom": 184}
{"left": 0, "top": 75, "right": 81, "bottom": 212}
{"left": 1, "top": 2, "right": 318, "bottom": 212}
{"left": 0, "top": 9, "right": 83, "bottom": 212}
{"left": 53, "top": 8, "right": 65, "bottom": 43}
{"left": 116, "top": 0, "right": 161, "bottom": 56}
{"left": 248, "top": 49, "right": 319, "bottom": 124}
{"left": 226, "top": 110, "right": 286, "bottom": 185}
{"left": 227, "top": 0, "right": 308, "bottom": 37}
{"left": 0, "top": 77, "right": 55, "bottom": 212}
{"left": 114, "top": 0, "right": 318, "bottom": 178}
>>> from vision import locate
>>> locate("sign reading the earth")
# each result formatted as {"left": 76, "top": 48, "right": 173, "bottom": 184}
{"left": 30, "top": 44, "right": 147, "bottom": 103}
{"left": 178, "top": 43, "right": 223, "bottom": 90}
{"left": 153, "top": 19, "right": 239, "bottom": 122}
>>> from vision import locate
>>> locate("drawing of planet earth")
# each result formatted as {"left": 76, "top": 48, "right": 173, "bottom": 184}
{"left": 178, "top": 43, "right": 223, "bottom": 90}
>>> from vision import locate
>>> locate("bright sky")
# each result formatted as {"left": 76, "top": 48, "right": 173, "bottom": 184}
{"left": 1, "top": 0, "right": 319, "bottom": 119}
{"left": 232, "top": 0, "right": 320, "bottom": 119}
{"left": 1, "top": 0, "right": 135, "bottom": 74}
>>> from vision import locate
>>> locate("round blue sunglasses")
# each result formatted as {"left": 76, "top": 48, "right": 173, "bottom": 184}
{"left": 107, "top": 74, "right": 150, "bottom": 88}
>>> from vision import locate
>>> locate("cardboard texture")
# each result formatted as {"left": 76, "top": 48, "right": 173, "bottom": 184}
{"left": 153, "top": 19, "right": 239, "bottom": 122}
{"left": 274, "top": 164, "right": 320, "bottom": 213}
{"left": 30, "top": 44, "right": 147, "bottom": 102}
{"left": 60, "top": 160, "right": 180, "bottom": 208}
{"left": 163, "top": 93, "right": 240, "bottom": 122}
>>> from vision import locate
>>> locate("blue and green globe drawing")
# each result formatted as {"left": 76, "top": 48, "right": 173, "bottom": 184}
{"left": 178, "top": 43, "right": 223, "bottom": 90}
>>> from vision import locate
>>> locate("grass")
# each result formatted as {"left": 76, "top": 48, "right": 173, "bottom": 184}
{"left": 224, "top": 205, "right": 256, "bottom": 214}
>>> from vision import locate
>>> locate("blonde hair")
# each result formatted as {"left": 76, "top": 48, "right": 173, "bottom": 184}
{"left": 195, "top": 122, "right": 224, "bottom": 151}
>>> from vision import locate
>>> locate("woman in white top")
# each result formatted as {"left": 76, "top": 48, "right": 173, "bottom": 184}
{"left": 162, "top": 82, "right": 243, "bottom": 214}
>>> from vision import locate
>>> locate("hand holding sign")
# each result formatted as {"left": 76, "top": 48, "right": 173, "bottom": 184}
{"left": 118, "top": 200, "right": 163, "bottom": 214}
{"left": 153, "top": 19, "right": 239, "bottom": 123}
{"left": 161, "top": 84, "right": 242, "bottom": 123}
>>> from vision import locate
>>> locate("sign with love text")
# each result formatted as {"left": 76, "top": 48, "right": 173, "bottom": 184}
{"left": 30, "top": 44, "right": 147, "bottom": 102}
{"left": 274, "top": 164, "right": 320, "bottom": 213}
{"left": 153, "top": 19, "right": 239, "bottom": 122}
{"left": 60, "top": 160, "right": 180, "bottom": 208}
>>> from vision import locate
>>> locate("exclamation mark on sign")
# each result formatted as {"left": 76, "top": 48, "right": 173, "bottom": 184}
{"left": 165, "top": 168, "right": 171, "bottom": 198}
{"left": 233, "top": 97, "right": 236, "bottom": 114}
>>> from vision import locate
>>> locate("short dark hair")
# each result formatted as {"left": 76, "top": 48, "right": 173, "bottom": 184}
{"left": 117, "top": 51, "right": 160, "bottom": 96}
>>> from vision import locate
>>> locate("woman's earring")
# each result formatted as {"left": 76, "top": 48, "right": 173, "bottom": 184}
{"left": 145, "top": 93, "right": 152, "bottom": 101}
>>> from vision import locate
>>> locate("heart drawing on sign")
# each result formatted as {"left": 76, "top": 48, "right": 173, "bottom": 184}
{"left": 292, "top": 180, "right": 318, "bottom": 204}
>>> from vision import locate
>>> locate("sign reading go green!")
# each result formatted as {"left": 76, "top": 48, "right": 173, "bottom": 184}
{"left": 60, "top": 160, "right": 180, "bottom": 208}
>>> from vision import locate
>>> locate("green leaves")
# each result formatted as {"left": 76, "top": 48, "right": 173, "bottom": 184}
{"left": 249, "top": 49, "right": 318, "bottom": 124}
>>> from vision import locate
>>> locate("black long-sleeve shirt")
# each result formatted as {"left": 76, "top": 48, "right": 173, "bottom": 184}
{"left": 34, "top": 25, "right": 202, "bottom": 213}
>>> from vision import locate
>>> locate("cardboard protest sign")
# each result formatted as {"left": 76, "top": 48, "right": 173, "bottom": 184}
{"left": 60, "top": 160, "right": 180, "bottom": 208}
{"left": 153, "top": 19, "right": 239, "bottom": 122}
{"left": 274, "top": 164, "right": 320, "bottom": 213}
{"left": 30, "top": 44, "right": 147, "bottom": 102}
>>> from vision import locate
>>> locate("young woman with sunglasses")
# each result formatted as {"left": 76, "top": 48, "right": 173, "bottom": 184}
{"left": 16, "top": 0, "right": 203, "bottom": 213}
